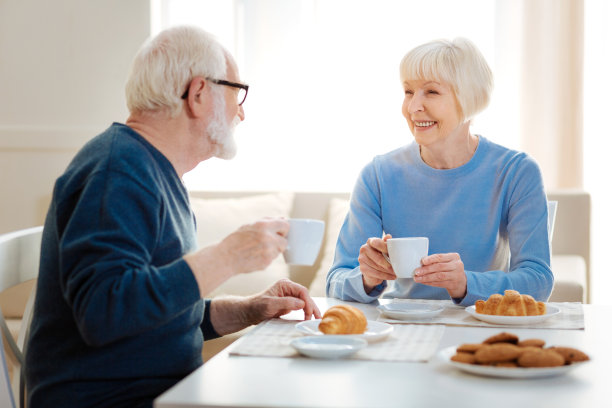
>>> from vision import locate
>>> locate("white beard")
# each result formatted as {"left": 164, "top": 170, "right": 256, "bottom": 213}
{"left": 209, "top": 116, "right": 240, "bottom": 160}
{"left": 207, "top": 87, "right": 239, "bottom": 160}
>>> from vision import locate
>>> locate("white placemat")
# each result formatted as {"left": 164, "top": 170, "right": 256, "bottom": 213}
{"left": 230, "top": 318, "right": 445, "bottom": 362}
{"left": 376, "top": 299, "right": 584, "bottom": 329}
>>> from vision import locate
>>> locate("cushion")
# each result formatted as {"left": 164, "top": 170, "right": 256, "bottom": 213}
{"left": 309, "top": 198, "right": 350, "bottom": 296}
{"left": 190, "top": 192, "right": 295, "bottom": 297}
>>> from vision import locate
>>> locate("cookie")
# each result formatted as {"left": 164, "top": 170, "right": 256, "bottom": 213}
{"left": 474, "top": 343, "right": 522, "bottom": 364}
{"left": 456, "top": 343, "right": 483, "bottom": 354}
{"left": 492, "top": 361, "right": 519, "bottom": 368}
{"left": 518, "top": 338, "right": 546, "bottom": 348}
{"left": 451, "top": 352, "right": 476, "bottom": 364}
{"left": 482, "top": 332, "right": 519, "bottom": 345}
{"left": 547, "top": 347, "right": 590, "bottom": 364}
{"left": 517, "top": 349, "right": 565, "bottom": 368}
{"left": 518, "top": 346, "right": 544, "bottom": 355}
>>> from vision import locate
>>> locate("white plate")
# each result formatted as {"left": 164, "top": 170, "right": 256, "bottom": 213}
{"left": 295, "top": 320, "right": 393, "bottom": 342}
{"left": 377, "top": 303, "right": 444, "bottom": 320}
{"left": 290, "top": 335, "right": 368, "bottom": 359}
{"left": 465, "top": 305, "right": 560, "bottom": 325}
{"left": 439, "top": 346, "right": 589, "bottom": 379}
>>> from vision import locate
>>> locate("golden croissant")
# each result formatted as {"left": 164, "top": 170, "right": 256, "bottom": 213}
{"left": 318, "top": 305, "right": 368, "bottom": 334}
{"left": 475, "top": 290, "right": 546, "bottom": 316}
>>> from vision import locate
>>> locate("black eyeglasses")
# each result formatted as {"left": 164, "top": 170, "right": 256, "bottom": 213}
{"left": 181, "top": 78, "right": 249, "bottom": 106}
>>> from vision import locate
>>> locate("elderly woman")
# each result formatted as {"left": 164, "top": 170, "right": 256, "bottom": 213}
{"left": 326, "top": 38, "right": 553, "bottom": 306}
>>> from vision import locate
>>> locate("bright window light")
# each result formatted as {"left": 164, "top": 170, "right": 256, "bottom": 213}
{"left": 154, "top": 0, "right": 513, "bottom": 193}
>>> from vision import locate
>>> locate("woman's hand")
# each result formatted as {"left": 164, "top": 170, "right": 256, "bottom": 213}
{"left": 414, "top": 252, "right": 467, "bottom": 299}
{"left": 358, "top": 234, "right": 396, "bottom": 293}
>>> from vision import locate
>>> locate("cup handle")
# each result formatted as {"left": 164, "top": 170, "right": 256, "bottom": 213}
{"left": 382, "top": 252, "right": 391, "bottom": 264}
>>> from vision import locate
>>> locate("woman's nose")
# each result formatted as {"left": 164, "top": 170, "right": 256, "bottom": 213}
{"left": 407, "top": 93, "right": 424, "bottom": 114}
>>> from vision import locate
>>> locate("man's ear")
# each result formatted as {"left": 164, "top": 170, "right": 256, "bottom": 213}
{"left": 185, "top": 77, "right": 208, "bottom": 117}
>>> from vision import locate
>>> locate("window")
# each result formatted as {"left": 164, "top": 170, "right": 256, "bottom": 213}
{"left": 153, "top": 0, "right": 510, "bottom": 192}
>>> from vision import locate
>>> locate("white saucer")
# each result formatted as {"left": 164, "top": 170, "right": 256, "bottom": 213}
{"left": 290, "top": 336, "right": 367, "bottom": 359}
{"left": 465, "top": 305, "right": 560, "bottom": 325}
{"left": 377, "top": 303, "right": 444, "bottom": 320}
{"left": 294, "top": 320, "right": 393, "bottom": 342}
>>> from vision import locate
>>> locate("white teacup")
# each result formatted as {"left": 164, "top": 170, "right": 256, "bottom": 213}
{"left": 385, "top": 237, "right": 429, "bottom": 278}
{"left": 283, "top": 219, "right": 325, "bottom": 265}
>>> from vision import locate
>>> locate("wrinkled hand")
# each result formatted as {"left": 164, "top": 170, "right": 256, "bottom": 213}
{"left": 414, "top": 252, "right": 467, "bottom": 299}
{"left": 245, "top": 279, "right": 321, "bottom": 324}
{"left": 218, "top": 218, "right": 290, "bottom": 276}
{"left": 359, "top": 234, "right": 395, "bottom": 293}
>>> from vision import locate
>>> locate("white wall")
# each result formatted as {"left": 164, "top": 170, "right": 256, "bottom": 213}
{"left": 0, "top": 0, "right": 151, "bottom": 233}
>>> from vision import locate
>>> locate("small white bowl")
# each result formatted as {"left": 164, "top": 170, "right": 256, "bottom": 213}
{"left": 290, "top": 335, "right": 367, "bottom": 359}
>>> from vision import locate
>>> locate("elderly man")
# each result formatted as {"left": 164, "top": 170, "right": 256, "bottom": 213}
{"left": 25, "top": 26, "right": 320, "bottom": 408}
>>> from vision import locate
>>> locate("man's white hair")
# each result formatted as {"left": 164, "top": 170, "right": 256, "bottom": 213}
{"left": 399, "top": 37, "right": 493, "bottom": 122}
{"left": 125, "top": 25, "right": 227, "bottom": 117}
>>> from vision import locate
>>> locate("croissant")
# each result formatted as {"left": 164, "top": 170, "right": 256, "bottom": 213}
{"left": 475, "top": 290, "right": 546, "bottom": 316}
{"left": 318, "top": 305, "right": 368, "bottom": 334}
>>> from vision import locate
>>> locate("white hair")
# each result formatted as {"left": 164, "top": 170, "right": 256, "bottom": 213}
{"left": 125, "top": 25, "right": 227, "bottom": 117}
{"left": 399, "top": 37, "right": 493, "bottom": 122}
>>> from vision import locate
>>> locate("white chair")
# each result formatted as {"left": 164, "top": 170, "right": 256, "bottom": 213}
{"left": 0, "top": 334, "right": 16, "bottom": 408}
{"left": 0, "top": 226, "right": 43, "bottom": 408}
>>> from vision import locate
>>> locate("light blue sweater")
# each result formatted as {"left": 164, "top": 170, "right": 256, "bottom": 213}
{"left": 326, "top": 136, "right": 553, "bottom": 306}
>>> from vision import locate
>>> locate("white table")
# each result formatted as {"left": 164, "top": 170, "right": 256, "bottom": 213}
{"left": 155, "top": 298, "right": 610, "bottom": 408}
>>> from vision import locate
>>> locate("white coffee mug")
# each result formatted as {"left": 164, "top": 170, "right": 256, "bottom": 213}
{"left": 283, "top": 219, "right": 325, "bottom": 265}
{"left": 385, "top": 237, "right": 429, "bottom": 278}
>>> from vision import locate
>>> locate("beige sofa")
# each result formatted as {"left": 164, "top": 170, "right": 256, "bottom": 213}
{"left": 0, "top": 190, "right": 590, "bottom": 366}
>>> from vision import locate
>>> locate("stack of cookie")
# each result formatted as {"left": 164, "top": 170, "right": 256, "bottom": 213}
{"left": 451, "top": 332, "right": 589, "bottom": 368}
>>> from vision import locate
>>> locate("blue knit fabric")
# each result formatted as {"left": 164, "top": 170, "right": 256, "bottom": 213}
{"left": 26, "top": 123, "right": 217, "bottom": 408}
{"left": 326, "top": 136, "right": 553, "bottom": 305}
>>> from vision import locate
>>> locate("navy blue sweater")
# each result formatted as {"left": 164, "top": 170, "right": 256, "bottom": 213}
{"left": 26, "top": 123, "right": 219, "bottom": 407}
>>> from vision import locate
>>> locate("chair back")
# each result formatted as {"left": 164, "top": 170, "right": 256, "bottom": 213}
{"left": 547, "top": 200, "right": 558, "bottom": 244}
{"left": 0, "top": 226, "right": 43, "bottom": 408}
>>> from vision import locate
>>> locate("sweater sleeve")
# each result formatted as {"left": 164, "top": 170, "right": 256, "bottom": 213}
{"left": 57, "top": 170, "right": 201, "bottom": 347}
{"left": 326, "top": 162, "right": 388, "bottom": 303}
{"left": 201, "top": 299, "right": 221, "bottom": 340}
{"left": 459, "top": 156, "right": 554, "bottom": 305}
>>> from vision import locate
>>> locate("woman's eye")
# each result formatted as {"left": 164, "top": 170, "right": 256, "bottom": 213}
{"left": 404, "top": 90, "right": 413, "bottom": 95}
{"left": 428, "top": 90, "right": 439, "bottom": 95}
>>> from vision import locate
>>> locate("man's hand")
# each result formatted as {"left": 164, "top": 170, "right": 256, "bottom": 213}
{"left": 185, "top": 218, "right": 290, "bottom": 297}
{"left": 218, "top": 219, "right": 290, "bottom": 275}
{"left": 209, "top": 279, "right": 321, "bottom": 336}
{"left": 245, "top": 278, "right": 321, "bottom": 323}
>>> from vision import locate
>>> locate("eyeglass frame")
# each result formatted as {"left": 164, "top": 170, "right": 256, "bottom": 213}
{"left": 181, "top": 77, "right": 249, "bottom": 106}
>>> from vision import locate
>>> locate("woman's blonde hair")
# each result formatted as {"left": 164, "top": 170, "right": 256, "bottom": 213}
{"left": 125, "top": 25, "right": 226, "bottom": 117}
{"left": 399, "top": 38, "right": 493, "bottom": 122}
